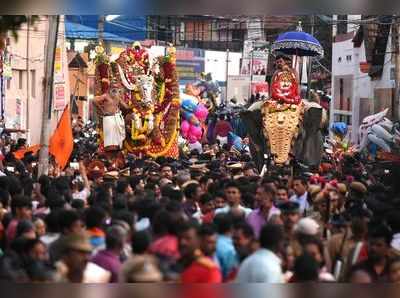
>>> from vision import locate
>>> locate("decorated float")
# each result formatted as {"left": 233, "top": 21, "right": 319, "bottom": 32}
{"left": 94, "top": 42, "right": 180, "bottom": 158}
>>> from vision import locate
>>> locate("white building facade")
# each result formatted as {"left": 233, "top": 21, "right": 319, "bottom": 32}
{"left": 331, "top": 15, "right": 395, "bottom": 143}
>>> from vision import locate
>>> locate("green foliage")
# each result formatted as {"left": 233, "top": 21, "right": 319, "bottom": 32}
{"left": 0, "top": 15, "right": 39, "bottom": 41}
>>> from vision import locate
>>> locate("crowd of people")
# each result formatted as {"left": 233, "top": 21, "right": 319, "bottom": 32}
{"left": 1, "top": 129, "right": 400, "bottom": 283}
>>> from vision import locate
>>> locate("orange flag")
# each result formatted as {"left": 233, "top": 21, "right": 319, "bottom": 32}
{"left": 13, "top": 144, "right": 41, "bottom": 160}
{"left": 49, "top": 105, "right": 74, "bottom": 169}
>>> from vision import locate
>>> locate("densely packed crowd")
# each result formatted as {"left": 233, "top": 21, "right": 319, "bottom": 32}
{"left": 1, "top": 131, "right": 400, "bottom": 283}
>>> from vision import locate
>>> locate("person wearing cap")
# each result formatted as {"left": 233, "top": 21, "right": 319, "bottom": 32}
{"left": 178, "top": 221, "right": 222, "bottom": 283}
{"left": 247, "top": 184, "right": 281, "bottom": 239}
{"left": 285, "top": 217, "right": 322, "bottom": 262}
{"left": 349, "top": 181, "right": 367, "bottom": 199}
{"left": 62, "top": 233, "right": 111, "bottom": 283}
{"left": 55, "top": 232, "right": 93, "bottom": 282}
{"left": 294, "top": 217, "right": 321, "bottom": 238}
{"left": 119, "top": 254, "right": 163, "bottom": 282}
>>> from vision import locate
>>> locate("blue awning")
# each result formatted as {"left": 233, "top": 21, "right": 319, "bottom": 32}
{"left": 65, "top": 15, "right": 147, "bottom": 42}
{"left": 65, "top": 20, "right": 134, "bottom": 43}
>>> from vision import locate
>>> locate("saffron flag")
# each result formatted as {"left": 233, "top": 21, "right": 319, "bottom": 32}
{"left": 49, "top": 105, "right": 74, "bottom": 169}
{"left": 13, "top": 144, "right": 41, "bottom": 160}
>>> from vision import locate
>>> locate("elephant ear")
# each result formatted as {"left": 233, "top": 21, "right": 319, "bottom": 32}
{"left": 240, "top": 110, "right": 265, "bottom": 150}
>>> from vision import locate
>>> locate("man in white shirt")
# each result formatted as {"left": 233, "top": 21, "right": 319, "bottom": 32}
{"left": 215, "top": 180, "right": 252, "bottom": 218}
{"left": 290, "top": 176, "right": 310, "bottom": 215}
{"left": 236, "top": 224, "right": 285, "bottom": 283}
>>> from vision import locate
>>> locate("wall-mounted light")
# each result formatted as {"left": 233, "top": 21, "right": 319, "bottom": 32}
{"left": 105, "top": 15, "right": 120, "bottom": 22}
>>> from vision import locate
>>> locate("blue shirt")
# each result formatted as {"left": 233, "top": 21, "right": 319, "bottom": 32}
{"left": 216, "top": 235, "right": 239, "bottom": 279}
{"left": 290, "top": 192, "right": 310, "bottom": 214}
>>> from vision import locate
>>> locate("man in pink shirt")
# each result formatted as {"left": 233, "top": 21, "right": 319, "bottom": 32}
{"left": 246, "top": 184, "right": 281, "bottom": 239}
{"left": 7, "top": 195, "right": 32, "bottom": 244}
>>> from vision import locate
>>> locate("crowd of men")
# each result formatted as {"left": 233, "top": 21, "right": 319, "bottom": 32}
{"left": 1, "top": 131, "right": 400, "bottom": 283}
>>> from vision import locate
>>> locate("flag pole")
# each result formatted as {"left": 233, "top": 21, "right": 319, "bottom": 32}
{"left": 38, "top": 15, "right": 60, "bottom": 177}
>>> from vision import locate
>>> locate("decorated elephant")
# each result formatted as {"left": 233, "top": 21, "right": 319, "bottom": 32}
{"left": 241, "top": 69, "right": 325, "bottom": 168}
{"left": 94, "top": 42, "right": 180, "bottom": 158}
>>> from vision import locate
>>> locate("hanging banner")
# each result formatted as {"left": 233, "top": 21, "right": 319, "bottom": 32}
{"left": 16, "top": 98, "right": 22, "bottom": 128}
{"left": 54, "top": 47, "right": 64, "bottom": 83}
{"left": 54, "top": 83, "right": 66, "bottom": 111}
{"left": 240, "top": 40, "right": 269, "bottom": 77}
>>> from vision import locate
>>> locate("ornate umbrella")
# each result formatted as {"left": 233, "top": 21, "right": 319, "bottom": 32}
{"left": 271, "top": 24, "right": 324, "bottom": 58}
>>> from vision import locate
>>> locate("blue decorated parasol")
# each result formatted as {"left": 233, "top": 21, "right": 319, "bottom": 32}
{"left": 271, "top": 24, "right": 324, "bottom": 58}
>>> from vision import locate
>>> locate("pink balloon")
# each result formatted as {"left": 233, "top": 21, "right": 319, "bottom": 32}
{"left": 188, "top": 134, "right": 198, "bottom": 144}
{"left": 181, "top": 120, "right": 190, "bottom": 138}
{"left": 194, "top": 104, "right": 209, "bottom": 122}
{"left": 189, "top": 124, "right": 202, "bottom": 141}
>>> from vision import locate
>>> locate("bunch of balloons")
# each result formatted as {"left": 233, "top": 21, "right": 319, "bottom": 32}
{"left": 180, "top": 95, "right": 209, "bottom": 144}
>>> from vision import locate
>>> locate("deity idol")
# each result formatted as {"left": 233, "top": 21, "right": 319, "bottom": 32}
{"left": 94, "top": 42, "right": 180, "bottom": 158}
{"left": 260, "top": 55, "right": 304, "bottom": 164}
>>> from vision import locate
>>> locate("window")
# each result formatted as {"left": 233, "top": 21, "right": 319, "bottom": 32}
{"left": 232, "top": 29, "right": 244, "bottom": 41}
{"left": 179, "top": 22, "right": 185, "bottom": 41}
{"left": 346, "top": 55, "right": 352, "bottom": 62}
{"left": 338, "top": 57, "right": 342, "bottom": 63}
{"left": 391, "top": 67, "right": 395, "bottom": 81}
{"left": 337, "top": 15, "right": 348, "bottom": 35}
{"left": 30, "top": 70, "right": 36, "bottom": 98}
{"left": 6, "top": 78, "right": 10, "bottom": 90}
{"left": 18, "top": 70, "right": 23, "bottom": 89}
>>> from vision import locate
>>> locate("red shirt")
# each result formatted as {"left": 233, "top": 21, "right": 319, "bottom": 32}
{"left": 181, "top": 257, "right": 222, "bottom": 283}
{"left": 149, "top": 234, "right": 180, "bottom": 261}
{"left": 214, "top": 121, "right": 233, "bottom": 138}
{"left": 201, "top": 212, "right": 215, "bottom": 224}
